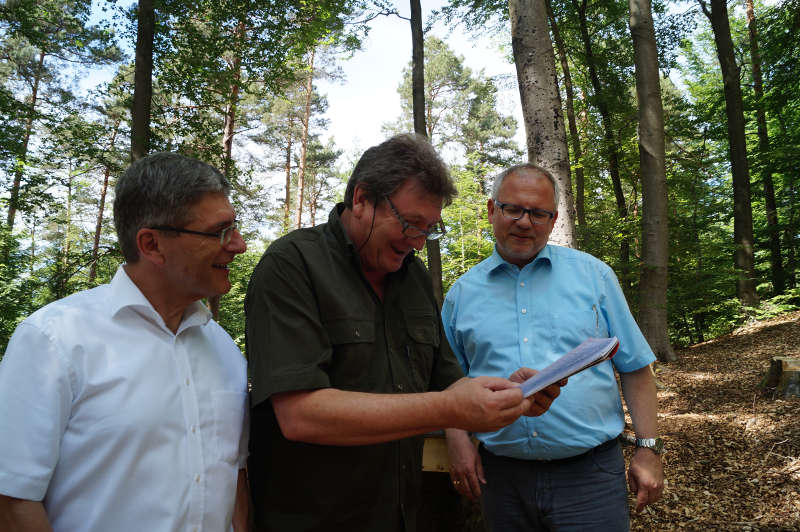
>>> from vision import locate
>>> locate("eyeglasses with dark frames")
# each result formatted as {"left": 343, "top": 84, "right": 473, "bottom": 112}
{"left": 150, "top": 220, "right": 240, "bottom": 246}
{"left": 494, "top": 201, "right": 554, "bottom": 225}
{"left": 384, "top": 196, "right": 447, "bottom": 240}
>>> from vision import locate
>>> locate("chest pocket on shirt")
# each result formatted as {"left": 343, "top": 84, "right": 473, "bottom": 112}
{"left": 325, "top": 318, "right": 376, "bottom": 390}
{"left": 551, "top": 309, "right": 607, "bottom": 344}
{"left": 212, "top": 390, "right": 247, "bottom": 464}
{"left": 406, "top": 314, "right": 439, "bottom": 392}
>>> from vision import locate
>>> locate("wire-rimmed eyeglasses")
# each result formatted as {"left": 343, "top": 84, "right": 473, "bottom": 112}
{"left": 150, "top": 220, "right": 240, "bottom": 246}
{"left": 384, "top": 196, "right": 447, "bottom": 240}
{"left": 494, "top": 201, "right": 554, "bottom": 225}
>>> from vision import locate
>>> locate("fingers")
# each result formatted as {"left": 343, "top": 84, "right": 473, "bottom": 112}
{"left": 509, "top": 367, "right": 538, "bottom": 384}
{"left": 475, "top": 375, "right": 522, "bottom": 391}
{"left": 523, "top": 382, "right": 562, "bottom": 417}
{"left": 450, "top": 456, "right": 485, "bottom": 501}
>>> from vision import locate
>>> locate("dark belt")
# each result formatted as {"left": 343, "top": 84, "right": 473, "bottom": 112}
{"left": 480, "top": 436, "right": 619, "bottom": 465}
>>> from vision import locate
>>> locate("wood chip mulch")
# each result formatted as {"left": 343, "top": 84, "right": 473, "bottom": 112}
{"left": 627, "top": 311, "right": 800, "bottom": 531}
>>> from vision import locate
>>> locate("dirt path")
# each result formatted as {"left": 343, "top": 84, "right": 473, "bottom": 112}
{"left": 628, "top": 311, "right": 800, "bottom": 531}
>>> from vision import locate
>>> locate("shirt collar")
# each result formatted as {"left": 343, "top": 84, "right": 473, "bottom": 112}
{"left": 109, "top": 266, "right": 212, "bottom": 332}
{"left": 488, "top": 244, "right": 553, "bottom": 274}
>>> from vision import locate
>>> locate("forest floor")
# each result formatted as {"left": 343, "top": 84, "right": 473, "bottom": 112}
{"left": 628, "top": 310, "right": 800, "bottom": 531}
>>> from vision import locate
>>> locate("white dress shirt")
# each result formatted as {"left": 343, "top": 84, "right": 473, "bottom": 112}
{"left": 0, "top": 267, "right": 248, "bottom": 532}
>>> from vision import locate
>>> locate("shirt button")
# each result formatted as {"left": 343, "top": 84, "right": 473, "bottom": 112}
{"left": 195, "top": 474, "right": 201, "bottom": 483}
{"left": 521, "top": 308, "right": 527, "bottom": 314}
{"left": 354, "top": 329, "right": 360, "bottom": 337}
{"left": 520, "top": 282, "right": 525, "bottom": 287}
{"left": 532, "top": 431, "right": 539, "bottom": 437}
{"left": 396, "top": 384, "right": 404, "bottom": 391}
{"left": 191, "top": 426, "right": 196, "bottom": 434}
{"left": 523, "top": 338, "right": 529, "bottom": 343}
{"left": 185, "top": 378, "right": 190, "bottom": 386}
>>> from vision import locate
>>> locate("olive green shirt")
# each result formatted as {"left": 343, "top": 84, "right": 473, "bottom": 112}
{"left": 245, "top": 204, "right": 464, "bottom": 532}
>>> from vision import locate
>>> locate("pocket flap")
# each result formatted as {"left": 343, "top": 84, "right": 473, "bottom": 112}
{"left": 407, "top": 317, "right": 439, "bottom": 346}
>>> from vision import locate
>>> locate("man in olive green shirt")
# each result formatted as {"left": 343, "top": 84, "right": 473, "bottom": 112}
{"left": 245, "top": 134, "right": 562, "bottom": 532}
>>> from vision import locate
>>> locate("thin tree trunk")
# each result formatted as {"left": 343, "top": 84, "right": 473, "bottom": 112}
{"left": 283, "top": 117, "right": 293, "bottom": 234}
{"left": 700, "top": 0, "right": 759, "bottom": 306}
{"left": 629, "top": 0, "right": 676, "bottom": 362}
{"left": 295, "top": 49, "right": 315, "bottom": 230}
{"left": 221, "top": 22, "right": 245, "bottom": 180}
{"left": 6, "top": 50, "right": 44, "bottom": 232}
{"left": 410, "top": 0, "right": 444, "bottom": 308}
{"left": 574, "top": 0, "right": 631, "bottom": 288}
{"left": 510, "top": 0, "right": 576, "bottom": 249}
{"left": 744, "top": 0, "right": 784, "bottom": 295}
{"left": 89, "top": 120, "right": 120, "bottom": 283}
{"left": 131, "top": 0, "right": 154, "bottom": 161}
{"left": 546, "top": 0, "right": 586, "bottom": 232}
{"left": 63, "top": 171, "right": 73, "bottom": 275}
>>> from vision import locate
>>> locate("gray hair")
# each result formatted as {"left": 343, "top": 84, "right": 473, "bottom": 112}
{"left": 113, "top": 152, "right": 230, "bottom": 263}
{"left": 343, "top": 133, "right": 457, "bottom": 208}
{"left": 491, "top": 163, "right": 560, "bottom": 210}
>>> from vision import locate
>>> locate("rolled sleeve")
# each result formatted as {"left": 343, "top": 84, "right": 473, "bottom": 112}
{"left": 0, "top": 322, "right": 73, "bottom": 500}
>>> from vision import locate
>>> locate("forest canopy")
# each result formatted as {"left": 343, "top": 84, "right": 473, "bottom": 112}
{"left": 1, "top": 0, "right": 798, "bottom": 354}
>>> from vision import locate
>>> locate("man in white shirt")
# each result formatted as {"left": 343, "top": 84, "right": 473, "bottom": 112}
{"left": 0, "top": 153, "right": 250, "bottom": 532}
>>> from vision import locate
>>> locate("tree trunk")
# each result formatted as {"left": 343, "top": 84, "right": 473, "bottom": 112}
{"left": 6, "top": 50, "right": 44, "bottom": 232}
{"left": 131, "top": 0, "right": 154, "bottom": 162}
{"left": 510, "top": 0, "right": 576, "bottom": 249}
{"left": 701, "top": 0, "right": 759, "bottom": 307}
{"left": 546, "top": 0, "right": 586, "bottom": 233}
{"left": 89, "top": 119, "right": 120, "bottom": 284}
{"left": 574, "top": 0, "right": 631, "bottom": 288}
{"left": 222, "top": 23, "right": 245, "bottom": 181}
{"left": 283, "top": 117, "right": 293, "bottom": 234}
{"left": 629, "top": 0, "right": 676, "bottom": 362}
{"left": 744, "top": 0, "right": 784, "bottom": 295}
{"left": 295, "top": 49, "right": 315, "bottom": 230}
{"left": 410, "top": 0, "right": 444, "bottom": 308}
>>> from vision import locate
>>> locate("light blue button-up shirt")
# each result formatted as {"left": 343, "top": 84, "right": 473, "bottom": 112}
{"left": 442, "top": 244, "right": 655, "bottom": 460}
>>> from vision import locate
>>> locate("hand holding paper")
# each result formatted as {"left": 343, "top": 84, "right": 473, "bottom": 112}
{"left": 519, "top": 337, "right": 620, "bottom": 398}
{"left": 509, "top": 368, "right": 565, "bottom": 416}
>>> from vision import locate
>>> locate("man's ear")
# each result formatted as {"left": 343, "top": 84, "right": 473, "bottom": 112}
{"left": 136, "top": 228, "right": 166, "bottom": 266}
{"left": 486, "top": 198, "right": 495, "bottom": 222}
{"left": 351, "top": 183, "right": 373, "bottom": 220}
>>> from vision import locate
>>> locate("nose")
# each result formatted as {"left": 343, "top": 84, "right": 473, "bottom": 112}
{"left": 408, "top": 233, "right": 427, "bottom": 251}
{"left": 224, "top": 228, "right": 247, "bottom": 254}
{"left": 514, "top": 213, "right": 533, "bottom": 229}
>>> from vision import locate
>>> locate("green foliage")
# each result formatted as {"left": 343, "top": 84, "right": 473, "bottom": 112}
{"left": 217, "top": 248, "right": 263, "bottom": 350}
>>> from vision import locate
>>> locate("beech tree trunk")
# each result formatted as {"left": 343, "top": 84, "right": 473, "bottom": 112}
{"left": 510, "top": 0, "right": 576, "bottom": 249}
{"left": 574, "top": 0, "right": 631, "bottom": 289}
{"left": 744, "top": 0, "right": 784, "bottom": 295}
{"left": 546, "top": 0, "right": 586, "bottom": 232}
{"left": 629, "top": 0, "right": 676, "bottom": 362}
{"left": 701, "top": 0, "right": 759, "bottom": 307}
{"left": 131, "top": 0, "right": 154, "bottom": 162}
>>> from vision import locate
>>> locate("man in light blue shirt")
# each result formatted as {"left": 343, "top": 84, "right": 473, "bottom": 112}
{"left": 442, "top": 163, "right": 663, "bottom": 531}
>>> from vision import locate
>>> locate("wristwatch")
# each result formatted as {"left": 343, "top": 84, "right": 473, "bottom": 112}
{"left": 635, "top": 437, "right": 664, "bottom": 454}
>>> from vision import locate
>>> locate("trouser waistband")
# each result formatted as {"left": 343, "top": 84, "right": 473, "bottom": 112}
{"left": 480, "top": 436, "right": 620, "bottom": 465}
